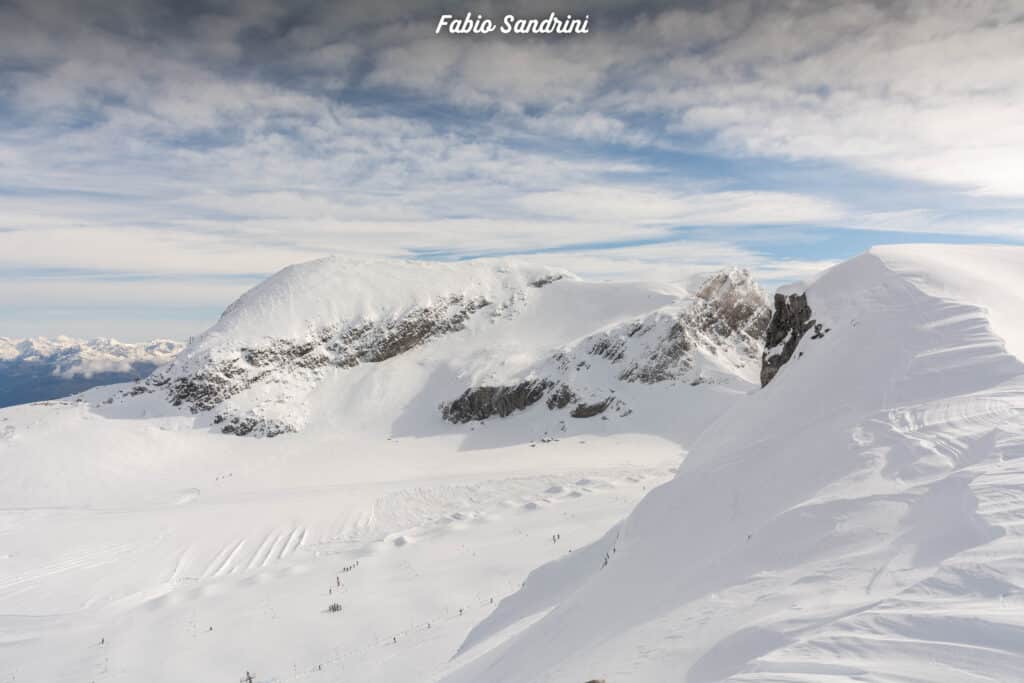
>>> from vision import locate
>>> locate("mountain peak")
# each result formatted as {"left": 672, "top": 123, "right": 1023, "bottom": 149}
{"left": 203, "top": 256, "right": 573, "bottom": 349}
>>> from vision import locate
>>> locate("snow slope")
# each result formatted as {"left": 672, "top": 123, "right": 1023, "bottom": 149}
{"left": 95, "top": 256, "right": 768, "bottom": 441}
{"left": 10, "top": 245, "right": 1020, "bottom": 683}
{"left": 0, "top": 257, "right": 767, "bottom": 683}
{"left": 0, "top": 337, "right": 182, "bottom": 407}
{"left": 443, "top": 244, "right": 1024, "bottom": 682}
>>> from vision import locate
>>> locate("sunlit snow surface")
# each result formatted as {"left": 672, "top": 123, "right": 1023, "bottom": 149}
{"left": 0, "top": 258, "right": 749, "bottom": 682}
{"left": 444, "top": 245, "right": 1024, "bottom": 682}
{"left": 4, "top": 245, "right": 1024, "bottom": 682}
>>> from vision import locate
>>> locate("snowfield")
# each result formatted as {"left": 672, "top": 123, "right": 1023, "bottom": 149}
{"left": 0, "top": 257, "right": 760, "bottom": 682}
{"left": 0, "top": 411, "right": 680, "bottom": 682}
{"left": 3, "top": 245, "right": 1024, "bottom": 682}
{"left": 443, "top": 244, "right": 1024, "bottom": 682}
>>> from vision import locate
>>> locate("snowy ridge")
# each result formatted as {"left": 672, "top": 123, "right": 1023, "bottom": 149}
{"left": 444, "top": 244, "right": 1024, "bottom": 683}
{"left": 440, "top": 268, "right": 769, "bottom": 424}
{"left": 98, "top": 257, "right": 767, "bottom": 439}
{"left": 202, "top": 256, "right": 574, "bottom": 346}
{"left": 5, "top": 244, "right": 1024, "bottom": 683}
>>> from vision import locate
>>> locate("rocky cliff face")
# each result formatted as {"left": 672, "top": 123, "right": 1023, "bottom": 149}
{"left": 439, "top": 268, "right": 771, "bottom": 424}
{"left": 442, "top": 380, "right": 555, "bottom": 424}
{"left": 97, "top": 257, "right": 577, "bottom": 438}
{"left": 760, "top": 292, "right": 830, "bottom": 386}
{"left": 96, "top": 259, "right": 771, "bottom": 438}
{"left": 162, "top": 296, "right": 487, "bottom": 414}
{"left": 148, "top": 295, "right": 491, "bottom": 436}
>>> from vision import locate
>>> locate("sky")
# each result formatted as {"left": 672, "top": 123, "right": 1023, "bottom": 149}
{"left": 1, "top": 0, "right": 1023, "bottom": 341}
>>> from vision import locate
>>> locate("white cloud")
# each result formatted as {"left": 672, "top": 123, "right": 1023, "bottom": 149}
{"left": 515, "top": 240, "right": 837, "bottom": 289}
{"left": 518, "top": 186, "right": 844, "bottom": 226}
{"left": 2, "top": 0, "right": 1023, "bottom": 339}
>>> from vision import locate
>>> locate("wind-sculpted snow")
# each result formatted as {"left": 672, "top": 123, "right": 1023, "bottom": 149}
{"left": 445, "top": 245, "right": 1024, "bottom": 683}
{"left": 7, "top": 245, "right": 1024, "bottom": 683}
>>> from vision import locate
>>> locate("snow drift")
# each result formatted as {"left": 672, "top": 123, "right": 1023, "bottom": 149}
{"left": 445, "top": 244, "right": 1024, "bottom": 683}
{"left": 6, "top": 244, "right": 1023, "bottom": 683}
{"left": 0, "top": 255, "right": 769, "bottom": 683}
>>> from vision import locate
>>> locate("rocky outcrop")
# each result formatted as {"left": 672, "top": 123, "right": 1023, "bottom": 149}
{"left": 529, "top": 274, "right": 565, "bottom": 288}
{"left": 570, "top": 398, "right": 612, "bottom": 418}
{"left": 615, "top": 269, "right": 770, "bottom": 385}
{"left": 161, "top": 295, "right": 489, "bottom": 420}
{"left": 692, "top": 270, "right": 772, "bottom": 341}
{"left": 440, "top": 269, "right": 772, "bottom": 424}
{"left": 760, "top": 292, "right": 815, "bottom": 386}
{"left": 545, "top": 384, "right": 577, "bottom": 410}
{"left": 442, "top": 380, "right": 554, "bottom": 423}
{"left": 441, "top": 380, "right": 618, "bottom": 423}
{"left": 215, "top": 414, "right": 295, "bottom": 438}
{"left": 615, "top": 319, "right": 693, "bottom": 384}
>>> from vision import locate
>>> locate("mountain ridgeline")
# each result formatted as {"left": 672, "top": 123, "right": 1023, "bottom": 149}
{"left": 441, "top": 269, "right": 771, "bottom": 424}
{"left": 73, "top": 257, "right": 813, "bottom": 438}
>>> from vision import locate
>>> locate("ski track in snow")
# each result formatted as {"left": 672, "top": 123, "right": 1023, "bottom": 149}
{"left": 0, "top": 414, "right": 678, "bottom": 682}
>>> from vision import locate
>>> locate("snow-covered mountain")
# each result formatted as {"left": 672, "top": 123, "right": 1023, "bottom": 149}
{"left": 443, "top": 244, "right": 1024, "bottom": 683}
{"left": 94, "top": 256, "right": 770, "bottom": 440}
{"left": 5, "top": 245, "right": 1024, "bottom": 683}
{"left": 0, "top": 336, "right": 182, "bottom": 407}
{"left": 0, "top": 255, "right": 769, "bottom": 683}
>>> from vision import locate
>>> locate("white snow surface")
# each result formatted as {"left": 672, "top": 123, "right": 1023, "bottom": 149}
{"left": 0, "top": 256, "right": 761, "bottom": 682}
{"left": 114, "top": 256, "right": 765, "bottom": 438}
{"left": 200, "top": 256, "right": 573, "bottom": 346}
{"left": 5, "top": 245, "right": 1024, "bottom": 683}
{"left": 441, "top": 244, "right": 1024, "bottom": 682}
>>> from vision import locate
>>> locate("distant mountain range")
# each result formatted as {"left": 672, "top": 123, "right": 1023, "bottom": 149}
{"left": 0, "top": 336, "right": 183, "bottom": 407}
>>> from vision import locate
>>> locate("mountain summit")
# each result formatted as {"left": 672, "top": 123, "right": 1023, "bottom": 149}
{"left": 97, "top": 257, "right": 770, "bottom": 440}
{"left": 444, "top": 244, "right": 1024, "bottom": 683}
{"left": 5, "top": 246, "right": 1024, "bottom": 682}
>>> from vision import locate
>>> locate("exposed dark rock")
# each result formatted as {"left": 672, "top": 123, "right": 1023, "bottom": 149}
{"left": 437, "top": 269, "right": 772, "bottom": 425}
{"left": 545, "top": 384, "right": 577, "bottom": 410}
{"left": 693, "top": 270, "right": 772, "bottom": 340}
{"left": 571, "top": 398, "right": 612, "bottom": 418}
{"left": 442, "top": 380, "right": 554, "bottom": 423}
{"left": 590, "top": 337, "right": 627, "bottom": 363}
{"left": 160, "top": 295, "right": 489, "bottom": 416}
{"left": 614, "top": 270, "right": 769, "bottom": 385}
{"left": 528, "top": 274, "right": 565, "bottom": 288}
{"left": 358, "top": 299, "right": 488, "bottom": 362}
{"left": 219, "top": 414, "right": 294, "bottom": 438}
{"left": 617, "top": 320, "right": 692, "bottom": 384}
{"left": 760, "top": 292, "right": 815, "bottom": 386}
